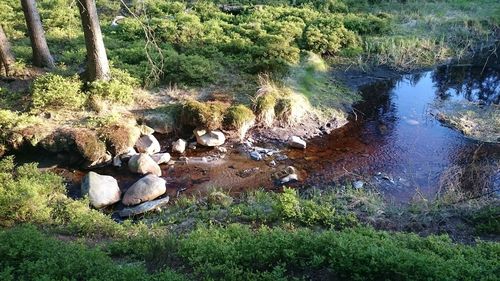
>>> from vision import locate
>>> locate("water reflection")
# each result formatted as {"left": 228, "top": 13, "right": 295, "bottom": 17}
{"left": 294, "top": 65, "right": 499, "bottom": 202}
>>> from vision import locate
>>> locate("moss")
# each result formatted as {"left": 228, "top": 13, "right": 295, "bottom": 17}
{"left": 180, "top": 100, "right": 229, "bottom": 131}
{"left": 224, "top": 104, "right": 256, "bottom": 139}
{"left": 99, "top": 124, "right": 141, "bottom": 155}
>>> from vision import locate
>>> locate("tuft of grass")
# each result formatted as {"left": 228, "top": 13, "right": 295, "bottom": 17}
{"left": 223, "top": 104, "right": 256, "bottom": 139}
{"left": 180, "top": 99, "right": 229, "bottom": 131}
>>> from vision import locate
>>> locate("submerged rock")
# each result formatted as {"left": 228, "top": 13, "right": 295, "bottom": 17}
{"left": 151, "top": 152, "right": 171, "bottom": 164}
{"left": 128, "top": 153, "right": 162, "bottom": 176}
{"left": 135, "top": 135, "right": 161, "bottom": 155}
{"left": 118, "top": 196, "right": 170, "bottom": 217}
{"left": 353, "top": 180, "right": 364, "bottom": 189}
{"left": 172, "top": 139, "right": 187, "bottom": 153}
{"left": 81, "top": 172, "right": 121, "bottom": 208}
{"left": 122, "top": 175, "right": 166, "bottom": 206}
{"left": 288, "top": 136, "right": 306, "bottom": 149}
{"left": 250, "top": 151, "right": 262, "bottom": 161}
{"left": 195, "top": 129, "right": 226, "bottom": 146}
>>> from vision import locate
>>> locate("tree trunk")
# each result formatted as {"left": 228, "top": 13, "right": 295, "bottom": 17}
{"left": 77, "top": 0, "right": 111, "bottom": 81}
{"left": 0, "top": 25, "right": 16, "bottom": 75}
{"left": 21, "top": 0, "right": 55, "bottom": 69}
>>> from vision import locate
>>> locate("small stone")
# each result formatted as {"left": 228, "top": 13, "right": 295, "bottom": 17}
{"left": 128, "top": 153, "right": 162, "bottom": 176}
{"left": 178, "top": 156, "right": 189, "bottom": 163}
{"left": 268, "top": 160, "right": 277, "bottom": 167}
{"left": 188, "top": 142, "right": 197, "bottom": 150}
{"left": 135, "top": 135, "right": 161, "bottom": 155}
{"left": 353, "top": 180, "right": 364, "bottom": 189}
{"left": 195, "top": 129, "right": 226, "bottom": 147}
{"left": 172, "top": 139, "right": 187, "bottom": 154}
{"left": 288, "top": 136, "right": 306, "bottom": 149}
{"left": 216, "top": 146, "right": 227, "bottom": 153}
{"left": 81, "top": 172, "right": 121, "bottom": 208}
{"left": 122, "top": 175, "right": 166, "bottom": 206}
{"left": 151, "top": 152, "right": 171, "bottom": 164}
{"left": 250, "top": 151, "right": 262, "bottom": 161}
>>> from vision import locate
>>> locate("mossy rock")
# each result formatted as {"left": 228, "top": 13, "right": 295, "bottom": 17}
{"left": 224, "top": 105, "right": 256, "bottom": 139}
{"left": 40, "top": 128, "right": 109, "bottom": 167}
{"left": 180, "top": 100, "right": 230, "bottom": 131}
{"left": 99, "top": 124, "right": 141, "bottom": 155}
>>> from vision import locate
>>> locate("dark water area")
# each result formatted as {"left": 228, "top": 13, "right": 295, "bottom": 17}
{"left": 289, "top": 64, "right": 499, "bottom": 202}
{"left": 12, "top": 64, "right": 500, "bottom": 203}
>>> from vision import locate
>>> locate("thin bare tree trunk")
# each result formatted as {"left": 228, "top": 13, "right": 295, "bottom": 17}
{"left": 0, "top": 25, "right": 16, "bottom": 75}
{"left": 21, "top": 0, "right": 55, "bottom": 69}
{"left": 77, "top": 0, "right": 111, "bottom": 81}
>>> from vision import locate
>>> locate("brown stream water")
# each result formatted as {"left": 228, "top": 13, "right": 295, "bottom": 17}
{"left": 15, "top": 64, "right": 500, "bottom": 203}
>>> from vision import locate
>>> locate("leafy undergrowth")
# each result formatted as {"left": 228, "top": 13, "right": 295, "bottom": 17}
{"left": 0, "top": 158, "right": 499, "bottom": 280}
{"left": 1, "top": 224, "right": 499, "bottom": 281}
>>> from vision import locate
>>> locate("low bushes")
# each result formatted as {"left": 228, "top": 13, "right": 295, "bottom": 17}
{"left": 31, "top": 74, "right": 85, "bottom": 110}
{"left": 179, "top": 224, "right": 500, "bottom": 280}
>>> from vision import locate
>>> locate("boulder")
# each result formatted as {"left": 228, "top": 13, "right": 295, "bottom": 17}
{"left": 143, "top": 113, "right": 175, "bottom": 134}
{"left": 128, "top": 153, "right": 162, "bottom": 176}
{"left": 81, "top": 172, "right": 121, "bottom": 208}
{"left": 172, "top": 139, "right": 187, "bottom": 153}
{"left": 195, "top": 129, "right": 226, "bottom": 147}
{"left": 122, "top": 175, "right": 167, "bottom": 206}
{"left": 151, "top": 152, "right": 171, "bottom": 164}
{"left": 288, "top": 136, "right": 306, "bottom": 149}
{"left": 135, "top": 135, "right": 161, "bottom": 155}
{"left": 119, "top": 196, "right": 170, "bottom": 217}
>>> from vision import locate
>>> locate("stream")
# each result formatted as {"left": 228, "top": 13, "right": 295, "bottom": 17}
{"left": 16, "top": 63, "right": 500, "bottom": 204}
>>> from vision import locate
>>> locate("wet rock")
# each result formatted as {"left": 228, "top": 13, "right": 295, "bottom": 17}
{"left": 288, "top": 136, "right": 306, "bottom": 149}
{"left": 274, "top": 166, "right": 298, "bottom": 184}
{"left": 281, "top": 173, "right": 298, "bottom": 184}
{"left": 188, "top": 142, "right": 197, "bottom": 150}
{"left": 128, "top": 153, "right": 162, "bottom": 176}
{"left": 172, "top": 139, "right": 187, "bottom": 154}
{"left": 119, "top": 196, "right": 170, "bottom": 217}
{"left": 122, "top": 175, "right": 167, "bottom": 206}
{"left": 113, "top": 155, "right": 122, "bottom": 167}
{"left": 178, "top": 156, "right": 189, "bottom": 164}
{"left": 135, "top": 135, "right": 161, "bottom": 155}
{"left": 81, "top": 172, "right": 121, "bottom": 208}
{"left": 151, "top": 152, "right": 171, "bottom": 164}
{"left": 250, "top": 151, "right": 262, "bottom": 161}
{"left": 194, "top": 129, "right": 226, "bottom": 147}
{"left": 139, "top": 124, "right": 155, "bottom": 136}
{"left": 353, "top": 180, "right": 364, "bottom": 189}
{"left": 275, "top": 154, "right": 288, "bottom": 161}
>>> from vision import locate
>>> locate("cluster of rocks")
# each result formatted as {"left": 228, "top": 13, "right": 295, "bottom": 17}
{"left": 79, "top": 126, "right": 231, "bottom": 216}
{"left": 81, "top": 171, "right": 170, "bottom": 217}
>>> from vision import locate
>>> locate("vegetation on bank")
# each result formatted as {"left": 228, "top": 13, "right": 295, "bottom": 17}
{"left": 1, "top": 156, "right": 499, "bottom": 280}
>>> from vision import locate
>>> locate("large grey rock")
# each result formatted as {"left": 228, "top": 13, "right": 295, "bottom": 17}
{"left": 81, "top": 172, "right": 121, "bottom": 208}
{"left": 118, "top": 196, "right": 170, "bottom": 217}
{"left": 194, "top": 129, "right": 226, "bottom": 147}
{"left": 172, "top": 139, "right": 187, "bottom": 153}
{"left": 288, "top": 136, "right": 306, "bottom": 149}
{"left": 122, "top": 175, "right": 166, "bottom": 206}
{"left": 151, "top": 152, "right": 171, "bottom": 164}
{"left": 135, "top": 135, "right": 161, "bottom": 155}
{"left": 128, "top": 153, "right": 162, "bottom": 176}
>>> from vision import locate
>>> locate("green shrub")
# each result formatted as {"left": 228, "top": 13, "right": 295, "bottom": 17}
{"left": 303, "top": 17, "right": 360, "bottom": 55}
{"left": 163, "top": 53, "right": 220, "bottom": 86}
{"left": 0, "top": 225, "right": 188, "bottom": 281}
{"left": 0, "top": 157, "right": 65, "bottom": 226}
{"left": 178, "top": 224, "right": 500, "bottom": 281}
{"left": 31, "top": 74, "right": 85, "bottom": 110}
